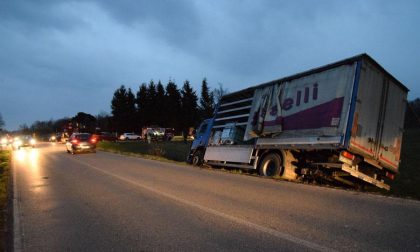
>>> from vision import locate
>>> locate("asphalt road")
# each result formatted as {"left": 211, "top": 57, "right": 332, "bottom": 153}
{"left": 12, "top": 143, "right": 420, "bottom": 251}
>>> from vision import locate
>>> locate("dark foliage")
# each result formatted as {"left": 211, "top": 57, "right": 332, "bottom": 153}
{"left": 405, "top": 98, "right": 420, "bottom": 128}
{"left": 136, "top": 83, "right": 148, "bottom": 128}
{"left": 199, "top": 78, "right": 215, "bottom": 120}
{"left": 111, "top": 85, "right": 137, "bottom": 132}
{"left": 0, "top": 113, "right": 4, "bottom": 132}
{"left": 164, "top": 80, "right": 182, "bottom": 130}
{"left": 181, "top": 80, "right": 199, "bottom": 137}
{"left": 155, "top": 81, "right": 166, "bottom": 126}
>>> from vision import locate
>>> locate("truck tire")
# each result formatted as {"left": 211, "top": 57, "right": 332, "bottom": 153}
{"left": 258, "top": 153, "right": 282, "bottom": 177}
{"left": 192, "top": 150, "right": 204, "bottom": 166}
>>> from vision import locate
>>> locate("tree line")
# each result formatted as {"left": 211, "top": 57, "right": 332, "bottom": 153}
{"left": 110, "top": 78, "right": 217, "bottom": 135}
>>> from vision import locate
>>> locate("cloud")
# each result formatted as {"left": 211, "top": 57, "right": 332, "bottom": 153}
{"left": 0, "top": 0, "right": 86, "bottom": 33}
{"left": 0, "top": 0, "right": 419, "bottom": 130}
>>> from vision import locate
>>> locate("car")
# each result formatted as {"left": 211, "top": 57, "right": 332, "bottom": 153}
{"left": 49, "top": 134, "right": 58, "bottom": 142}
{"left": 12, "top": 135, "right": 36, "bottom": 150}
{"left": 164, "top": 128, "right": 175, "bottom": 141}
{"left": 93, "top": 132, "right": 117, "bottom": 142}
{"left": 119, "top": 133, "right": 141, "bottom": 141}
{"left": 0, "top": 135, "right": 10, "bottom": 149}
{"left": 144, "top": 128, "right": 165, "bottom": 142}
{"left": 66, "top": 133, "right": 97, "bottom": 154}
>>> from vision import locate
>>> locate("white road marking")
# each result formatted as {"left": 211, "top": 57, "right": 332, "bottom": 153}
{"left": 72, "top": 157, "right": 336, "bottom": 252}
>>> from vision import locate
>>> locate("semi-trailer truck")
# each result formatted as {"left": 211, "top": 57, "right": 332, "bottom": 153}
{"left": 187, "top": 54, "right": 408, "bottom": 190}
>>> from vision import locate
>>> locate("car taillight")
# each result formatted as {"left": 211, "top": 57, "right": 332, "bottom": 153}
{"left": 71, "top": 139, "right": 79, "bottom": 144}
{"left": 386, "top": 172, "right": 395, "bottom": 180}
{"left": 90, "top": 138, "right": 97, "bottom": 143}
{"left": 341, "top": 151, "right": 355, "bottom": 160}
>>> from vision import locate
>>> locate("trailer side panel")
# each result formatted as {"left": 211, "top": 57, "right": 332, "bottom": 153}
{"left": 247, "top": 63, "right": 357, "bottom": 148}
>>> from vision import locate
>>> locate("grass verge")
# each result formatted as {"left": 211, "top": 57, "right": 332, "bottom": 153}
{"left": 389, "top": 128, "right": 420, "bottom": 199}
{"left": 0, "top": 150, "right": 11, "bottom": 251}
{"left": 97, "top": 141, "right": 191, "bottom": 163}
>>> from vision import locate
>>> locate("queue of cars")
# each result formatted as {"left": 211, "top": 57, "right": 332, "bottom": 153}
{"left": 2, "top": 127, "right": 181, "bottom": 155}
{"left": 1, "top": 135, "right": 37, "bottom": 150}
{"left": 118, "top": 128, "right": 175, "bottom": 141}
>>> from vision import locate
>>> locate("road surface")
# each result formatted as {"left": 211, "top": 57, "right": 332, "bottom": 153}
{"left": 12, "top": 143, "right": 420, "bottom": 251}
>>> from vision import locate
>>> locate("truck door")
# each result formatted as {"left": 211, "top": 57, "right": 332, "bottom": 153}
{"left": 190, "top": 119, "right": 212, "bottom": 151}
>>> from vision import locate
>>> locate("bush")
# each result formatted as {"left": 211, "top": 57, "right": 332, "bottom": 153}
{"left": 97, "top": 141, "right": 191, "bottom": 162}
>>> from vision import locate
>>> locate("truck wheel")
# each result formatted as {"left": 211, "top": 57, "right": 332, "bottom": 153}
{"left": 259, "top": 153, "right": 282, "bottom": 177}
{"left": 192, "top": 150, "right": 204, "bottom": 166}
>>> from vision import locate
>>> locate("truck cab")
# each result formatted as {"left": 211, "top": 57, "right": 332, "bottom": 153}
{"left": 187, "top": 118, "right": 214, "bottom": 165}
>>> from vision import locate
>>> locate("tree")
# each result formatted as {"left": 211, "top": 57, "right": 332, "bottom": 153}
{"left": 111, "top": 85, "right": 137, "bottom": 133}
{"left": 126, "top": 88, "right": 137, "bottom": 130}
{"left": 181, "top": 80, "right": 199, "bottom": 139}
{"left": 136, "top": 83, "right": 148, "bottom": 128}
{"left": 96, "top": 112, "right": 112, "bottom": 132}
{"left": 213, "top": 82, "right": 228, "bottom": 103}
{"left": 405, "top": 98, "right": 420, "bottom": 128}
{"left": 155, "top": 81, "right": 166, "bottom": 126}
{"left": 199, "top": 78, "right": 215, "bottom": 120}
{"left": 53, "top": 118, "right": 71, "bottom": 133}
{"left": 111, "top": 85, "right": 128, "bottom": 132}
{"left": 165, "top": 80, "right": 182, "bottom": 131}
{"left": 72, "top": 112, "right": 97, "bottom": 133}
{"left": 0, "top": 113, "right": 4, "bottom": 132}
{"left": 30, "top": 120, "right": 54, "bottom": 136}
{"left": 19, "top": 123, "right": 30, "bottom": 134}
{"left": 146, "top": 80, "right": 157, "bottom": 125}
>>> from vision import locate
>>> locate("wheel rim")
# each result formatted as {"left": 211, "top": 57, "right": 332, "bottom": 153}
{"left": 260, "top": 154, "right": 282, "bottom": 177}
{"left": 192, "top": 152, "right": 202, "bottom": 166}
{"left": 263, "top": 160, "right": 277, "bottom": 176}
{"left": 192, "top": 155, "right": 199, "bottom": 166}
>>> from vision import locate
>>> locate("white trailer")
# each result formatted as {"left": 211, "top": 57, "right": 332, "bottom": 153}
{"left": 188, "top": 54, "right": 408, "bottom": 190}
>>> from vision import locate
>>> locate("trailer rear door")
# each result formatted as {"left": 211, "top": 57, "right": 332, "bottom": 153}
{"left": 349, "top": 60, "right": 407, "bottom": 172}
{"left": 377, "top": 79, "right": 406, "bottom": 172}
{"left": 348, "top": 61, "right": 385, "bottom": 159}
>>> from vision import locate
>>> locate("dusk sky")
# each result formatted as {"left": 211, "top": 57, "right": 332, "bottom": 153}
{"left": 1, "top": 0, "right": 419, "bottom": 131}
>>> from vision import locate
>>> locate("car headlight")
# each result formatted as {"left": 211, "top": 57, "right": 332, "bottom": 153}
{"left": 1, "top": 138, "right": 7, "bottom": 145}
{"left": 30, "top": 139, "right": 36, "bottom": 145}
